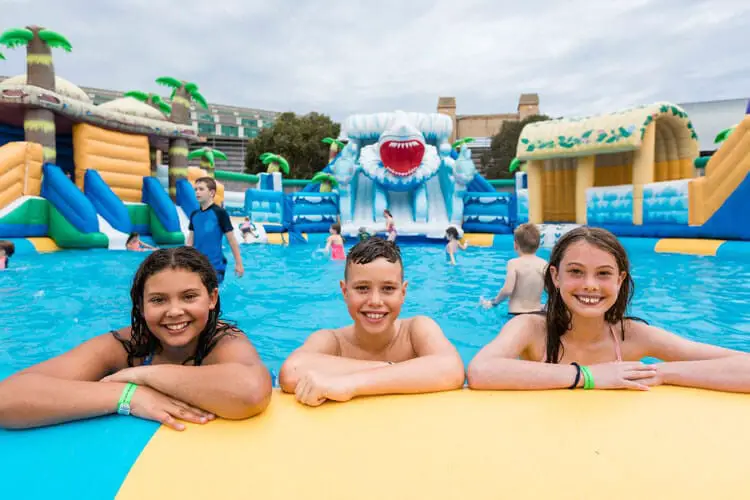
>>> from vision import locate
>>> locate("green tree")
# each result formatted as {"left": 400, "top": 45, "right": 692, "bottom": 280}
{"left": 0, "top": 26, "right": 72, "bottom": 163}
{"left": 480, "top": 114, "right": 551, "bottom": 179}
{"left": 245, "top": 112, "right": 340, "bottom": 179}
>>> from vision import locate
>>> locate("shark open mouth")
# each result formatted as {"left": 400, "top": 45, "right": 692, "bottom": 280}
{"left": 379, "top": 140, "right": 425, "bottom": 177}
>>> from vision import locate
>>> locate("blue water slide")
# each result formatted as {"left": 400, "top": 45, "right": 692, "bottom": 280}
{"left": 141, "top": 176, "right": 181, "bottom": 233}
{"left": 467, "top": 173, "right": 495, "bottom": 193}
{"left": 176, "top": 179, "right": 200, "bottom": 218}
{"left": 83, "top": 169, "right": 132, "bottom": 233}
{"left": 41, "top": 164, "right": 99, "bottom": 233}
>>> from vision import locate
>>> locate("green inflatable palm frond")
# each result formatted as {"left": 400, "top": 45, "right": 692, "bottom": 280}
{"left": 38, "top": 30, "right": 72, "bottom": 52}
{"left": 714, "top": 127, "right": 735, "bottom": 144}
{"left": 155, "top": 76, "right": 182, "bottom": 90}
{"left": 157, "top": 101, "right": 172, "bottom": 114}
{"left": 188, "top": 148, "right": 208, "bottom": 160}
{"left": 322, "top": 137, "right": 334, "bottom": 145}
{"left": 311, "top": 172, "right": 338, "bottom": 187}
{"left": 0, "top": 28, "right": 34, "bottom": 48}
{"left": 0, "top": 53, "right": 5, "bottom": 60}
{"left": 451, "top": 137, "right": 475, "bottom": 149}
{"left": 190, "top": 90, "right": 208, "bottom": 110}
{"left": 261, "top": 153, "right": 289, "bottom": 174}
{"left": 213, "top": 149, "right": 228, "bottom": 161}
{"left": 124, "top": 90, "right": 149, "bottom": 102}
{"left": 509, "top": 157, "right": 521, "bottom": 173}
{"left": 275, "top": 156, "right": 290, "bottom": 175}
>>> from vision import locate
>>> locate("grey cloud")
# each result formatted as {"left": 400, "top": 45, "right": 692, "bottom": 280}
{"left": 0, "top": 0, "right": 747, "bottom": 123}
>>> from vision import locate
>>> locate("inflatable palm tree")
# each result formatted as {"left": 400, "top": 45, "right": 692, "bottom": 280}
{"left": 188, "top": 147, "right": 228, "bottom": 177}
{"left": 322, "top": 137, "right": 346, "bottom": 161}
{"left": 123, "top": 90, "right": 172, "bottom": 116}
{"left": 259, "top": 153, "right": 290, "bottom": 174}
{"left": 0, "top": 52, "right": 5, "bottom": 60}
{"left": 155, "top": 76, "right": 209, "bottom": 200}
{"left": 0, "top": 26, "right": 72, "bottom": 163}
{"left": 311, "top": 172, "right": 339, "bottom": 193}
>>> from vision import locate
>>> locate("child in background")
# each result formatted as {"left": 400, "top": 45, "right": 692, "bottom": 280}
{"left": 0, "top": 240, "right": 15, "bottom": 269}
{"left": 126, "top": 232, "right": 157, "bottom": 252}
{"left": 358, "top": 227, "right": 372, "bottom": 242}
{"left": 187, "top": 176, "right": 244, "bottom": 283}
{"left": 481, "top": 223, "right": 546, "bottom": 314}
{"left": 324, "top": 222, "right": 346, "bottom": 260}
{"left": 384, "top": 209, "right": 397, "bottom": 242}
{"left": 239, "top": 216, "right": 259, "bottom": 243}
{"left": 445, "top": 226, "right": 469, "bottom": 265}
{"left": 280, "top": 237, "right": 465, "bottom": 407}
{"left": 468, "top": 226, "right": 750, "bottom": 393}
{"left": 0, "top": 247, "right": 272, "bottom": 430}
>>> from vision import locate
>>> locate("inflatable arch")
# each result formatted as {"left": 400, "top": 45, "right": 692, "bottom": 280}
{"left": 517, "top": 102, "right": 699, "bottom": 225}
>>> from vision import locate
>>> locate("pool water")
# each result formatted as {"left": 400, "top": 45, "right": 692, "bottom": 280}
{"left": 2, "top": 242, "right": 750, "bottom": 378}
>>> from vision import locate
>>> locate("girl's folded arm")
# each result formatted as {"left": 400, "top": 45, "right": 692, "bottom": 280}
{"left": 467, "top": 315, "right": 578, "bottom": 390}
{"left": 0, "top": 332, "right": 126, "bottom": 428}
{"left": 636, "top": 322, "right": 750, "bottom": 392}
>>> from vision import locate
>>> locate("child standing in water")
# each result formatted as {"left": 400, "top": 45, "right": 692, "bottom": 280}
{"left": 481, "top": 223, "right": 547, "bottom": 314}
{"left": 0, "top": 240, "right": 15, "bottom": 269}
{"left": 468, "top": 226, "right": 750, "bottom": 393}
{"left": 323, "top": 222, "right": 346, "bottom": 260}
{"left": 384, "top": 209, "right": 397, "bottom": 242}
{"left": 0, "top": 247, "right": 272, "bottom": 430}
{"left": 445, "top": 226, "right": 469, "bottom": 265}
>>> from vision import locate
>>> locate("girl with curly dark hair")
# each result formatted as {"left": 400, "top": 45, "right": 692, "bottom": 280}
{"left": 0, "top": 247, "right": 272, "bottom": 430}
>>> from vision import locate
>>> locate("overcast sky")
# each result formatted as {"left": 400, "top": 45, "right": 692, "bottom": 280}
{"left": 1, "top": 0, "right": 748, "bottom": 121}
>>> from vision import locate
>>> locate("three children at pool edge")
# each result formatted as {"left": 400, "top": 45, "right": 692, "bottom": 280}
{"left": 3, "top": 225, "right": 750, "bottom": 431}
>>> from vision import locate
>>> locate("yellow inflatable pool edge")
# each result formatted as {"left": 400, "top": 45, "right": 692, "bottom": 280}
{"left": 118, "top": 387, "right": 750, "bottom": 499}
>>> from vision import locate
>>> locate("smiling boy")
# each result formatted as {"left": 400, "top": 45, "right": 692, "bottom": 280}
{"left": 279, "top": 237, "right": 465, "bottom": 406}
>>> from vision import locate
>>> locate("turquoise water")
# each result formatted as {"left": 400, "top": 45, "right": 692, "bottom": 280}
{"left": 3, "top": 242, "right": 750, "bottom": 499}
{"left": 2, "top": 242, "right": 750, "bottom": 377}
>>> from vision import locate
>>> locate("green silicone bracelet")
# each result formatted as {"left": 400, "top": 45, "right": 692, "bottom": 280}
{"left": 117, "top": 382, "right": 137, "bottom": 416}
{"left": 581, "top": 366, "right": 594, "bottom": 390}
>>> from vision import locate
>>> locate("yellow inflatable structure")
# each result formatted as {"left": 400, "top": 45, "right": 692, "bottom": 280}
{"left": 689, "top": 114, "right": 750, "bottom": 225}
{"left": 73, "top": 124, "right": 150, "bottom": 203}
{"left": 117, "top": 388, "right": 750, "bottom": 499}
{"left": 0, "top": 142, "right": 43, "bottom": 210}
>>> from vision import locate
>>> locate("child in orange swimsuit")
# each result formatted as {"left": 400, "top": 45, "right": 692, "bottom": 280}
{"left": 325, "top": 222, "right": 346, "bottom": 260}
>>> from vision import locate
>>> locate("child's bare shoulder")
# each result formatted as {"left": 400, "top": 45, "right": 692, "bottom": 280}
{"left": 404, "top": 315, "right": 445, "bottom": 335}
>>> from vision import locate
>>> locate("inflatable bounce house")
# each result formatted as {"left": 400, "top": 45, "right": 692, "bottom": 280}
{"left": 513, "top": 101, "right": 750, "bottom": 254}
{"left": 0, "top": 25, "right": 233, "bottom": 251}
{"left": 231, "top": 110, "right": 512, "bottom": 245}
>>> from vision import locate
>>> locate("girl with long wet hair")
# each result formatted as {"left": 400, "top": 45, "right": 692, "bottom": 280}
{"left": 468, "top": 226, "right": 750, "bottom": 393}
{"left": 0, "top": 247, "right": 272, "bottom": 430}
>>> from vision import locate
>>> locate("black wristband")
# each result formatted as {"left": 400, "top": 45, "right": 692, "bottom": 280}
{"left": 569, "top": 362, "right": 581, "bottom": 389}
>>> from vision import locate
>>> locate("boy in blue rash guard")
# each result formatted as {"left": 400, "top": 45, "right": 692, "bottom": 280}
{"left": 187, "top": 177, "right": 244, "bottom": 283}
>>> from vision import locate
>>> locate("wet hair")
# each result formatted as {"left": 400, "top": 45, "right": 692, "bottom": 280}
{"left": 114, "top": 246, "right": 240, "bottom": 367}
{"left": 383, "top": 209, "right": 392, "bottom": 217}
{"left": 195, "top": 176, "right": 217, "bottom": 193}
{"left": 331, "top": 222, "right": 341, "bottom": 234}
{"left": 0, "top": 240, "right": 15, "bottom": 257}
{"left": 126, "top": 232, "right": 139, "bottom": 245}
{"left": 445, "top": 227, "right": 460, "bottom": 240}
{"left": 514, "top": 223, "right": 541, "bottom": 254}
{"left": 543, "top": 226, "right": 640, "bottom": 364}
{"left": 345, "top": 237, "right": 403, "bottom": 281}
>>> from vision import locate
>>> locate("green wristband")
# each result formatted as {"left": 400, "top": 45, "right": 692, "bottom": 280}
{"left": 580, "top": 366, "right": 594, "bottom": 390}
{"left": 117, "top": 382, "right": 137, "bottom": 416}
